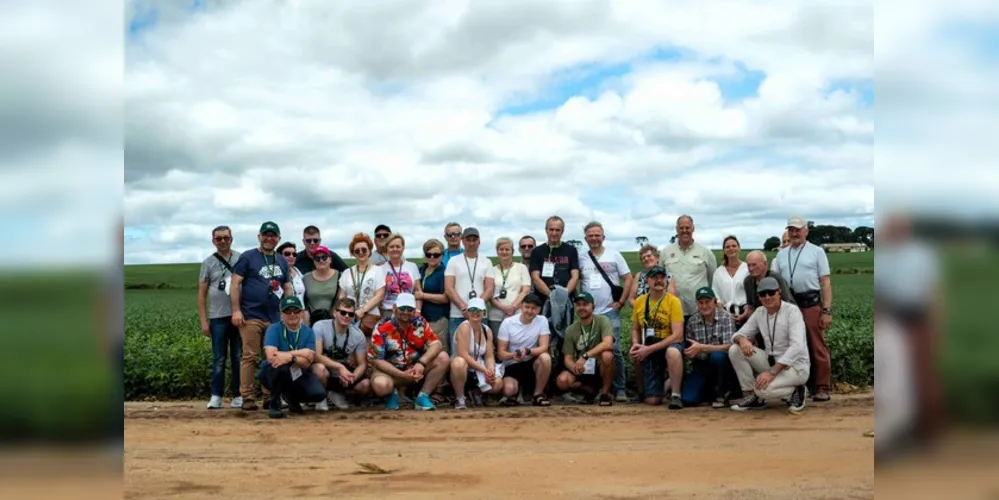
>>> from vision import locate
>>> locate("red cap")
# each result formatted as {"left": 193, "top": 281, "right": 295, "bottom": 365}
{"left": 313, "top": 245, "right": 332, "bottom": 256}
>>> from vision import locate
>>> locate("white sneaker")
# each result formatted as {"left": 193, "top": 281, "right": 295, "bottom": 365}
{"left": 330, "top": 391, "right": 349, "bottom": 410}
{"left": 230, "top": 396, "right": 243, "bottom": 408}
{"left": 315, "top": 399, "right": 329, "bottom": 412}
{"left": 207, "top": 395, "right": 223, "bottom": 409}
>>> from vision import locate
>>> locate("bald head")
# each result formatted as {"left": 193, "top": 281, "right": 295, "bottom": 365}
{"left": 746, "top": 250, "right": 768, "bottom": 278}
{"left": 781, "top": 231, "right": 790, "bottom": 248}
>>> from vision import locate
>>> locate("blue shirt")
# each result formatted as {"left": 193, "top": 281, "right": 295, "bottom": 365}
{"left": 233, "top": 248, "right": 291, "bottom": 323}
{"left": 418, "top": 263, "right": 448, "bottom": 322}
{"left": 263, "top": 322, "right": 316, "bottom": 352}
{"left": 442, "top": 247, "right": 464, "bottom": 268}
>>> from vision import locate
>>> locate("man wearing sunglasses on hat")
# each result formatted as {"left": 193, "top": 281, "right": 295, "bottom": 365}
{"left": 198, "top": 225, "right": 243, "bottom": 409}
{"left": 311, "top": 297, "right": 370, "bottom": 410}
{"left": 371, "top": 224, "right": 392, "bottom": 266}
{"left": 295, "top": 225, "right": 348, "bottom": 275}
{"left": 728, "top": 277, "right": 809, "bottom": 414}
{"left": 368, "top": 293, "right": 450, "bottom": 411}
{"left": 442, "top": 222, "right": 465, "bottom": 267}
{"left": 258, "top": 295, "right": 326, "bottom": 419}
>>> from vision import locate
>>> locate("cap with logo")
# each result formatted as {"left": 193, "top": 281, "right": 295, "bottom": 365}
{"left": 312, "top": 245, "right": 331, "bottom": 256}
{"left": 695, "top": 287, "right": 716, "bottom": 300}
{"left": 395, "top": 293, "right": 417, "bottom": 309}
{"left": 467, "top": 298, "right": 487, "bottom": 311}
{"left": 573, "top": 291, "right": 595, "bottom": 303}
{"left": 757, "top": 277, "right": 781, "bottom": 293}
{"left": 461, "top": 227, "right": 480, "bottom": 238}
{"left": 647, "top": 265, "right": 668, "bottom": 277}
{"left": 259, "top": 221, "right": 281, "bottom": 235}
{"left": 786, "top": 216, "right": 807, "bottom": 229}
{"left": 280, "top": 295, "right": 303, "bottom": 311}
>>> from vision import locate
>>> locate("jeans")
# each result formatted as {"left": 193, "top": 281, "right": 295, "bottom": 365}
{"left": 257, "top": 362, "right": 326, "bottom": 409}
{"left": 598, "top": 310, "right": 626, "bottom": 394}
{"left": 680, "top": 351, "right": 736, "bottom": 405}
{"left": 209, "top": 317, "right": 242, "bottom": 397}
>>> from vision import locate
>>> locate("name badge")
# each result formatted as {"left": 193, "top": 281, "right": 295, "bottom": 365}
{"left": 290, "top": 365, "right": 302, "bottom": 381}
{"left": 644, "top": 327, "right": 656, "bottom": 341}
{"left": 273, "top": 287, "right": 284, "bottom": 299}
{"left": 224, "top": 276, "right": 232, "bottom": 296}
{"left": 588, "top": 279, "right": 602, "bottom": 290}
{"left": 583, "top": 358, "right": 597, "bottom": 375}
{"left": 541, "top": 262, "right": 555, "bottom": 278}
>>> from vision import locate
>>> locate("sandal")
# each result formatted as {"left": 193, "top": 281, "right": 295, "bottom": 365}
{"left": 598, "top": 393, "right": 613, "bottom": 407}
{"left": 532, "top": 394, "right": 551, "bottom": 407}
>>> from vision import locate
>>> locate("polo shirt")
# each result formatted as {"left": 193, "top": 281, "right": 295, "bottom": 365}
{"left": 771, "top": 242, "right": 830, "bottom": 294}
{"left": 660, "top": 241, "right": 718, "bottom": 316}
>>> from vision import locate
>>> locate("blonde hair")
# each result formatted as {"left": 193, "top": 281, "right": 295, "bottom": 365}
{"left": 495, "top": 237, "right": 514, "bottom": 251}
{"left": 639, "top": 243, "right": 658, "bottom": 258}
{"left": 423, "top": 238, "right": 444, "bottom": 254}
{"left": 385, "top": 232, "right": 405, "bottom": 248}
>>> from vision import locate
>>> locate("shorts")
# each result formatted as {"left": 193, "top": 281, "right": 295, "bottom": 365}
{"left": 327, "top": 368, "right": 368, "bottom": 392}
{"left": 575, "top": 373, "right": 604, "bottom": 391}
{"left": 642, "top": 342, "right": 683, "bottom": 398}
{"left": 504, "top": 360, "right": 536, "bottom": 395}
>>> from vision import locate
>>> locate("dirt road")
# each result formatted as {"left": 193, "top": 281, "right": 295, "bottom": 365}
{"left": 125, "top": 394, "right": 874, "bottom": 499}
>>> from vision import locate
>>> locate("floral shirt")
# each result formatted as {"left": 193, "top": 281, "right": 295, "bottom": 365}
{"left": 368, "top": 314, "right": 441, "bottom": 370}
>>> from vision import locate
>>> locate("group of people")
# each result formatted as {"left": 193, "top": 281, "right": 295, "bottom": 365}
{"left": 197, "top": 214, "right": 835, "bottom": 418}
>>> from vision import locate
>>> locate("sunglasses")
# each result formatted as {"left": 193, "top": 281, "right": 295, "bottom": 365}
{"left": 336, "top": 309, "right": 356, "bottom": 318}
{"left": 304, "top": 238, "right": 321, "bottom": 244}
{"left": 445, "top": 232, "right": 461, "bottom": 238}
{"left": 467, "top": 307, "right": 484, "bottom": 314}
{"left": 425, "top": 252, "right": 442, "bottom": 259}
{"left": 353, "top": 247, "right": 369, "bottom": 255}
{"left": 282, "top": 251, "right": 295, "bottom": 257}
{"left": 520, "top": 244, "right": 534, "bottom": 250}
{"left": 313, "top": 254, "right": 329, "bottom": 262}
{"left": 757, "top": 290, "right": 778, "bottom": 298}
{"left": 213, "top": 236, "right": 232, "bottom": 242}
{"left": 283, "top": 308, "right": 302, "bottom": 314}
{"left": 397, "top": 306, "right": 415, "bottom": 313}
{"left": 375, "top": 233, "right": 390, "bottom": 239}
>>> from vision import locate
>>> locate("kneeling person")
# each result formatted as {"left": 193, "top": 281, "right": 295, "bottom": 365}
{"left": 449, "top": 298, "right": 504, "bottom": 409}
{"left": 681, "top": 287, "right": 738, "bottom": 408}
{"left": 629, "top": 266, "right": 685, "bottom": 409}
{"left": 497, "top": 293, "right": 553, "bottom": 407}
{"left": 311, "top": 297, "right": 371, "bottom": 410}
{"left": 258, "top": 296, "right": 326, "bottom": 419}
{"left": 557, "top": 292, "right": 615, "bottom": 406}
{"left": 368, "top": 293, "right": 450, "bottom": 411}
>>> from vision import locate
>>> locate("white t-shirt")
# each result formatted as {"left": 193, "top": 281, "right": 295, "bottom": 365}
{"left": 712, "top": 262, "right": 749, "bottom": 309}
{"left": 497, "top": 314, "right": 550, "bottom": 366}
{"left": 381, "top": 260, "right": 422, "bottom": 310}
{"left": 338, "top": 264, "right": 386, "bottom": 317}
{"left": 578, "top": 248, "right": 631, "bottom": 314}
{"left": 489, "top": 262, "right": 531, "bottom": 322}
{"left": 445, "top": 254, "right": 496, "bottom": 318}
{"left": 771, "top": 242, "right": 831, "bottom": 294}
{"left": 290, "top": 268, "right": 307, "bottom": 304}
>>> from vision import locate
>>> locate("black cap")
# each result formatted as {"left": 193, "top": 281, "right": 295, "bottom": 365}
{"left": 522, "top": 293, "right": 544, "bottom": 307}
{"left": 374, "top": 224, "right": 391, "bottom": 234}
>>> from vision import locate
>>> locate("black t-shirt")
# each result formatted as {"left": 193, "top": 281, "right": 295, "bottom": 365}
{"left": 529, "top": 242, "right": 579, "bottom": 294}
{"left": 295, "top": 249, "right": 348, "bottom": 275}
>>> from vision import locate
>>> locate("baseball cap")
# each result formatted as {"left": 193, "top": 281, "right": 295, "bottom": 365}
{"left": 647, "top": 265, "right": 667, "bottom": 277}
{"left": 467, "top": 298, "right": 487, "bottom": 311}
{"left": 462, "top": 227, "right": 480, "bottom": 238}
{"left": 396, "top": 293, "right": 417, "bottom": 309}
{"left": 695, "top": 287, "right": 716, "bottom": 300}
{"left": 259, "top": 221, "right": 281, "bottom": 235}
{"left": 786, "top": 216, "right": 807, "bottom": 229}
{"left": 280, "top": 295, "right": 303, "bottom": 312}
{"left": 757, "top": 277, "right": 781, "bottom": 293}
{"left": 523, "top": 293, "right": 544, "bottom": 307}
{"left": 573, "top": 291, "right": 595, "bottom": 303}
{"left": 312, "top": 245, "right": 331, "bottom": 256}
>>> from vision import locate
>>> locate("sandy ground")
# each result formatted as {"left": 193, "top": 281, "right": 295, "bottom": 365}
{"left": 125, "top": 393, "right": 874, "bottom": 499}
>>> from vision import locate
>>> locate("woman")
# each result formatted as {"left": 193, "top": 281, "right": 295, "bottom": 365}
{"left": 338, "top": 233, "right": 386, "bottom": 336}
{"left": 449, "top": 298, "right": 504, "bottom": 409}
{"left": 627, "top": 244, "right": 677, "bottom": 306}
{"left": 380, "top": 233, "right": 422, "bottom": 319}
{"left": 278, "top": 241, "right": 309, "bottom": 324}
{"left": 303, "top": 245, "right": 340, "bottom": 326}
{"left": 415, "top": 239, "right": 450, "bottom": 350}
{"left": 712, "top": 235, "right": 749, "bottom": 319}
{"left": 489, "top": 237, "right": 531, "bottom": 336}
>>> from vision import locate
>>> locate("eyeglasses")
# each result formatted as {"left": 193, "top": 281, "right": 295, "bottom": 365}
{"left": 353, "top": 247, "right": 369, "bottom": 255}
{"left": 445, "top": 232, "right": 461, "bottom": 238}
{"left": 283, "top": 308, "right": 302, "bottom": 314}
{"left": 425, "top": 252, "right": 442, "bottom": 259}
{"left": 213, "top": 236, "right": 231, "bottom": 242}
{"left": 282, "top": 251, "right": 296, "bottom": 257}
{"left": 520, "top": 244, "right": 534, "bottom": 250}
{"left": 397, "top": 306, "right": 415, "bottom": 313}
{"left": 336, "top": 309, "right": 356, "bottom": 318}
{"left": 757, "top": 290, "right": 778, "bottom": 298}
{"left": 313, "top": 255, "right": 329, "bottom": 262}
{"left": 304, "top": 238, "right": 321, "bottom": 244}
{"left": 375, "top": 233, "right": 390, "bottom": 239}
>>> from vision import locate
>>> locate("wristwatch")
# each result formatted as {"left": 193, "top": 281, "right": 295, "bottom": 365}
{"left": 581, "top": 352, "right": 590, "bottom": 360}
{"left": 821, "top": 307, "right": 832, "bottom": 315}
{"left": 767, "top": 366, "right": 778, "bottom": 376}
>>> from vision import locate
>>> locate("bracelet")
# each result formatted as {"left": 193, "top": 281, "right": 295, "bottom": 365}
{"left": 416, "top": 359, "right": 427, "bottom": 367}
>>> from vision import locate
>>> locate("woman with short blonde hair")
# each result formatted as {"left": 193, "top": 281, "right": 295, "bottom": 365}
{"left": 489, "top": 236, "right": 531, "bottom": 336}
{"left": 416, "top": 238, "right": 451, "bottom": 348}
{"left": 380, "top": 232, "right": 422, "bottom": 319}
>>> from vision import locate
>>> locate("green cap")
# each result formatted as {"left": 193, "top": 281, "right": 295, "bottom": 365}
{"left": 647, "top": 265, "right": 667, "bottom": 277}
{"left": 695, "top": 287, "right": 716, "bottom": 300}
{"left": 280, "top": 295, "right": 303, "bottom": 312}
{"left": 573, "top": 291, "right": 595, "bottom": 304}
{"left": 259, "top": 221, "right": 280, "bottom": 235}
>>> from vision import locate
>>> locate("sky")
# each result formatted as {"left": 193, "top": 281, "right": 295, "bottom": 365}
{"left": 116, "top": 0, "right": 988, "bottom": 264}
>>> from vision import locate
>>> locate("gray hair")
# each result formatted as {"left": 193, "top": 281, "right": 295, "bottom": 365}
{"left": 583, "top": 221, "right": 604, "bottom": 234}
{"left": 444, "top": 221, "right": 462, "bottom": 232}
{"left": 676, "top": 214, "right": 694, "bottom": 227}
{"left": 746, "top": 250, "right": 768, "bottom": 263}
{"left": 496, "top": 237, "right": 514, "bottom": 250}
{"left": 545, "top": 215, "right": 565, "bottom": 230}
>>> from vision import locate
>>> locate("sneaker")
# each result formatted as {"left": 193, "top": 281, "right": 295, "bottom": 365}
{"left": 315, "top": 399, "right": 329, "bottom": 412}
{"left": 267, "top": 399, "right": 284, "bottom": 419}
{"left": 615, "top": 390, "right": 629, "bottom": 403}
{"left": 562, "top": 393, "right": 581, "bottom": 403}
{"left": 281, "top": 397, "right": 289, "bottom": 409}
{"left": 385, "top": 390, "right": 400, "bottom": 411}
{"left": 414, "top": 393, "right": 436, "bottom": 411}
{"left": 788, "top": 386, "right": 807, "bottom": 414}
{"left": 330, "top": 391, "right": 349, "bottom": 410}
{"left": 230, "top": 396, "right": 243, "bottom": 409}
{"left": 241, "top": 399, "right": 258, "bottom": 411}
{"left": 730, "top": 394, "right": 767, "bottom": 412}
{"left": 471, "top": 392, "right": 485, "bottom": 408}
{"left": 207, "top": 395, "right": 223, "bottom": 409}
{"left": 711, "top": 397, "right": 726, "bottom": 409}
{"left": 812, "top": 391, "right": 830, "bottom": 402}
{"left": 454, "top": 396, "right": 467, "bottom": 410}
{"left": 668, "top": 394, "right": 683, "bottom": 410}
{"left": 287, "top": 399, "right": 304, "bottom": 415}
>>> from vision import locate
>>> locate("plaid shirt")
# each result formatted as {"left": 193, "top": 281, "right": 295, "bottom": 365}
{"left": 685, "top": 308, "right": 736, "bottom": 346}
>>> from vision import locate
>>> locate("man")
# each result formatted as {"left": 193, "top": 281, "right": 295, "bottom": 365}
{"left": 728, "top": 277, "right": 809, "bottom": 413}
{"left": 198, "top": 225, "right": 243, "bottom": 409}
{"left": 258, "top": 295, "right": 326, "bottom": 419}
{"left": 368, "top": 293, "right": 451, "bottom": 410}
{"left": 660, "top": 215, "right": 717, "bottom": 321}
{"left": 371, "top": 224, "right": 391, "bottom": 266}
{"left": 579, "top": 221, "right": 633, "bottom": 403}
{"left": 444, "top": 227, "right": 495, "bottom": 353}
{"left": 629, "top": 265, "right": 685, "bottom": 409}
{"left": 529, "top": 216, "right": 580, "bottom": 302}
{"left": 738, "top": 250, "right": 795, "bottom": 326}
{"left": 556, "top": 292, "right": 615, "bottom": 406}
{"left": 442, "top": 222, "right": 464, "bottom": 267}
{"left": 771, "top": 215, "right": 833, "bottom": 402}
{"left": 295, "top": 225, "right": 348, "bottom": 274}
{"left": 781, "top": 231, "right": 791, "bottom": 248}
{"left": 497, "top": 293, "right": 553, "bottom": 407}
{"left": 311, "top": 297, "right": 371, "bottom": 410}
{"left": 682, "top": 287, "right": 737, "bottom": 408}
{"left": 231, "top": 221, "right": 295, "bottom": 411}
{"left": 518, "top": 235, "right": 536, "bottom": 265}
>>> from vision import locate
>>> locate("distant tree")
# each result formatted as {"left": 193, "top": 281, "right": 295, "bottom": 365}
{"left": 853, "top": 226, "right": 874, "bottom": 247}
{"left": 669, "top": 234, "right": 677, "bottom": 244}
{"left": 763, "top": 236, "right": 781, "bottom": 252}
{"left": 635, "top": 236, "right": 649, "bottom": 248}
{"left": 807, "top": 225, "right": 854, "bottom": 245}
{"left": 565, "top": 239, "right": 585, "bottom": 250}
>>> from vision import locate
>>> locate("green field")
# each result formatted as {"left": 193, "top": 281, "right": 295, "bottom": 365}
{"left": 124, "top": 250, "right": 874, "bottom": 400}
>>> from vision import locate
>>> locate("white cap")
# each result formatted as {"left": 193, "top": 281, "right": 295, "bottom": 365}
{"left": 396, "top": 293, "right": 417, "bottom": 309}
{"left": 467, "top": 298, "right": 486, "bottom": 311}
{"left": 786, "top": 215, "right": 807, "bottom": 229}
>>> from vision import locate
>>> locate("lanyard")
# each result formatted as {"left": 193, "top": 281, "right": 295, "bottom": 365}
{"left": 351, "top": 265, "right": 368, "bottom": 304}
{"left": 646, "top": 294, "right": 666, "bottom": 329}
{"left": 421, "top": 265, "right": 436, "bottom": 290}
{"left": 331, "top": 324, "right": 349, "bottom": 358}
{"left": 499, "top": 263, "right": 511, "bottom": 289}
{"left": 388, "top": 260, "right": 404, "bottom": 290}
{"left": 283, "top": 326, "right": 301, "bottom": 351}
{"left": 463, "top": 255, "right": 478, "bottom": 289}
{"left": 578, "top": 320, "right": 594, "bottom": 352}
{"left": 470, "top": 323, "right": 486, "bottom": 360}
{"left": 263, "top": 251, "right": 277, "bottom": 279}
{"left": 786, "top": 245, "right": 804, "bottom": 289}
{"left": 766, "top": 310, "right": 779, "bottom": 355}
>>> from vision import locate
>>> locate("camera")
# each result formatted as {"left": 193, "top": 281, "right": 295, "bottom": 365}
{"left": 217, "top": 280, "right": 226, "bottom": 291}
{"left": 468, "top": 291, "right": 477, "bottom": 299}
{"left": 498, "top": 289, "right": 507, "bottom": 299}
